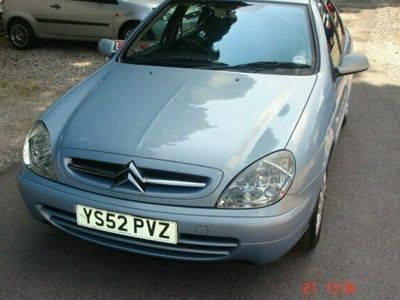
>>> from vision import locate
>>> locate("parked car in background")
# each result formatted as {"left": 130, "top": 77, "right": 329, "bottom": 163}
{"left": 18, "top": 0, "right": 368, "bottom": 264}
{"left": 2, "top": 0, "right": 163, "bottom": 49}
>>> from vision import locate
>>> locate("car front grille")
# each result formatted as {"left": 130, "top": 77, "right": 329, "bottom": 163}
{"left": 67, "top": 158, "right": 209, "bottom": 195}
{"left": 40, "top": 205, "right": 238, "bottom": 261}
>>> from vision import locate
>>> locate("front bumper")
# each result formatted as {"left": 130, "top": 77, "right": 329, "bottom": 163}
{"left": 17, "top": 166, "right": 321, "bottom": 264}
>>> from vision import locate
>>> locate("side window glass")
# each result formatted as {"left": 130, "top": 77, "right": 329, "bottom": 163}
{"left": 177, "top": 6, "right": 202, "bottom": 36}
{"left": 127, "top": 6, "right": 178, "bottom": 55}
{"left": 318, "top": 1, "right": 341, "bottom": 66}
{"left": 324, "top": 0, "right": 344, "bottom": 46}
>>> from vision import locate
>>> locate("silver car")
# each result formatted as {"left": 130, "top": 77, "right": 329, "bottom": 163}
{"left": 18, "top": 0, "right": 368, "bottom": 264}
{"left": 2, "top": 0, "right": 163, "bottom": 49}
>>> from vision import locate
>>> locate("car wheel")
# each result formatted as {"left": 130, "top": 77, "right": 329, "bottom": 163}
{"left": 8, "top": 19, "right": 37, "bottom": 49}
{"left": 296, "top": 171, "right": 327, "bottom": 251}
{"left": 119, "top": 21, "right": 141, "bottom": 40}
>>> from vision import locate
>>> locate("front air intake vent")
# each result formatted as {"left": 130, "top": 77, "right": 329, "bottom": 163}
{"left": 67, "top": 158, "right": 208, "bottom": 195}
{"left": 40, "top": 205, "right": 238, "bottom": 261}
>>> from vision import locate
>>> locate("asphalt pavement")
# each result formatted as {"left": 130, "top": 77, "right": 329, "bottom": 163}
{"left": 0, "top": 1, "right": 399, "bottom": 299}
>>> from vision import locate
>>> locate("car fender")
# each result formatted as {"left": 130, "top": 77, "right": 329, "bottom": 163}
{"left": 4, "top": 9, "right": 40, "bottom": 37}
{"left": 286, "top": 0, "right": 339, "bottom": 196}
{"left": 286, "top": 73, "right": 337, "bottom": 196}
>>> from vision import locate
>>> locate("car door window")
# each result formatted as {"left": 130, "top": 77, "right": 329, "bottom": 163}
{"left": 324, "top": 0, "right": 344, "bottom": 47}
{"left": 317, "top": 1, "right": 341, "bottom": 66}
{"left": 127, "top": 6, "right": 179, "bottom": 55}
{"left": 177, "top": 6, "right": 202, "bottom": 36}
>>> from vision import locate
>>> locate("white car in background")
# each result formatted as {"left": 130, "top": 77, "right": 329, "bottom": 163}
{"left": 2, "top": 0, "right": 163, "bottom": 49}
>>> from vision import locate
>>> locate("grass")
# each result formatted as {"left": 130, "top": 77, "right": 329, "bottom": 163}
{"left": 0, "top": 80, "right": 40, "bottom": 97}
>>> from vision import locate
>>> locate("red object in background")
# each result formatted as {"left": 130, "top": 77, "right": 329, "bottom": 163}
{"left": 325, "top": 281, "right": 342, "bottom": 297}
{"left": 114, "top": 40, "right": 125, "bottom": 51}
{"left": 302, "top": 281, "right": 357, "bottom": 297}
{"left": 325, "top": 281, "right": 357, "bottom": 297}
{"left": 342, "top": 281, "right": 357, "bottom": 296}
{"left": 303, "top": 282, "right": 318, "bottom": 296}
{"left": 326, "top": 1, "right": 335, "bottom": 13}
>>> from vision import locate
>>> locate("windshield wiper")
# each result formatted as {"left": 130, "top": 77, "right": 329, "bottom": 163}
{"left": 126, "top": 55, "right": 228, "bottom": 68}
{"left": 213, "top": 61, "right": 312, "bottom": 72}
{"left": 159, "top": 56, "right": 230, "bottom": 68}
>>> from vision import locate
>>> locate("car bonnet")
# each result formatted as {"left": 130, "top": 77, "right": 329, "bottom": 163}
{"left": 55, "top": 62, "right": 317, "bottom": 178}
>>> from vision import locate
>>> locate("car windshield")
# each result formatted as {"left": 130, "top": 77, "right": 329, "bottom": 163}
{"left": 120, "top": 1, "right": 315, "bottom": 74}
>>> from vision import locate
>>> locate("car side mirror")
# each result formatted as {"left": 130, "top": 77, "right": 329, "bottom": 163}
{"left": 98, "top": 39, "right": 117, "bottom": 58}
{"left": 335, "top": 54, "right": 369, "bottom": 77}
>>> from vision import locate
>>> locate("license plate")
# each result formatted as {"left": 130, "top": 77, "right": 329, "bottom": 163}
{"left": 76, "top": 205, "right": 178, "bottom": 244}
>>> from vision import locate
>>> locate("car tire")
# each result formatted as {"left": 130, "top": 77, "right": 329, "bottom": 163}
{"left": 8, "top": 19, "right": 37, "bottom": 50}
{"left": 119, "top": 21, "right": 141, "bottom": 40}
{"left": 296, "top": 171, "right": 327, "bottom": 251}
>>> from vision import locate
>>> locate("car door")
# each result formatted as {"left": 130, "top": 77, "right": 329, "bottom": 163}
{"left": 48, "top": 0, "right": 117, "bottom": 39}
{"left": 25, "top": 0, "right": 53, "bottom": 36}
{"left": 318, "top": 0, "right": 349, "bottom": 138}
{"left": 328, "top": 1, "right": 353, "bottom": 130}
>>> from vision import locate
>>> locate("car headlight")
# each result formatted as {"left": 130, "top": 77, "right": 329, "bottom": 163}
{"left": 217, "top": 150, "right": 295, "bottom": 209}
{"left": 23, "top": 122, "right": 56, "bottom": 180}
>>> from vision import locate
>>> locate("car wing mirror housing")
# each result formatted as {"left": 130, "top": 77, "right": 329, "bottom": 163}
{"left": 98, "top": 39, "right": 117, "bottom": 58}
{"left": 335, "top": 54, "right": 369, "bottom": 77}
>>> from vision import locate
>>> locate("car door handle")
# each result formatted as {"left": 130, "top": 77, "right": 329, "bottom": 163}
{"left": 50, "top": 4, "right": 61, "bottom": 9}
